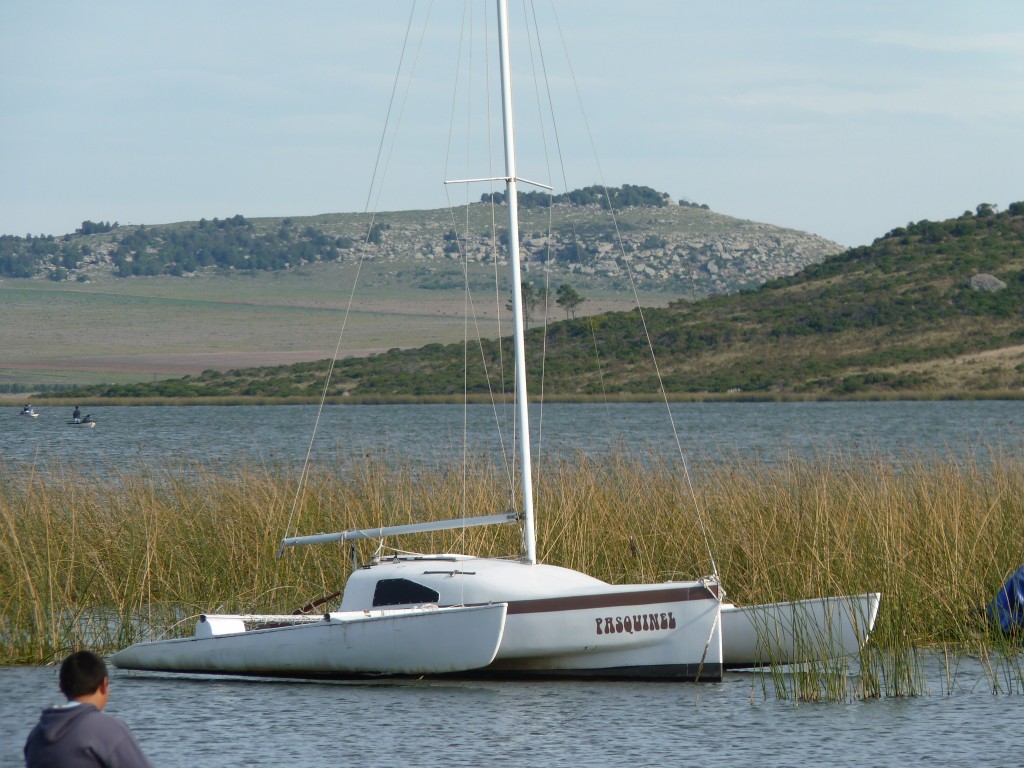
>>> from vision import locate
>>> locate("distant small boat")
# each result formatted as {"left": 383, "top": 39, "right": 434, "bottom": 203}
{"left": 66, "top": 420, "right": 97, "bottom": 428}
{"left": 20, "top": 407, "right": 39, "bottom": 418}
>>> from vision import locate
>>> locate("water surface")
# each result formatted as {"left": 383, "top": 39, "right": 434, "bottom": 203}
{"left": 3, "top": 400, "right": 1022, "bottom": 474}
{"left": 1, "top": 657, "right": 1018, "bottom": 767}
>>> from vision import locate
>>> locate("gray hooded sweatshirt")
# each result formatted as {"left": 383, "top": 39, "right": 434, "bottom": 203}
{"left": 24, "top": 702, "right": 155, "bottom": 768}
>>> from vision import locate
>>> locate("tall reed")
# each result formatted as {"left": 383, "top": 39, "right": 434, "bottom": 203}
{"left": 2, "top": 450, "right": 1022, "bottom": 695}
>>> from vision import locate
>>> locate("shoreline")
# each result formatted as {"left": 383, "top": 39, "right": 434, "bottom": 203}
{"left": 13, "top": 388, "right": 1024, "bottom": 407}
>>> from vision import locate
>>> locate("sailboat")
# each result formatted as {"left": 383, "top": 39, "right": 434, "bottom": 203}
{"left": 113, "top": 0, "right": 875, "bottom": 679}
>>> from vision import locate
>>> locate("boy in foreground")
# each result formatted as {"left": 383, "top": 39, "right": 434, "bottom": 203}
{"left": 24, "top": 650, "right": 155, "bottom": 767}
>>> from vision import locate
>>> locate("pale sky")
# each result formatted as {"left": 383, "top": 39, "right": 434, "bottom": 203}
{"left": 2, "top": 1, "right": 1022, "bottom": 247}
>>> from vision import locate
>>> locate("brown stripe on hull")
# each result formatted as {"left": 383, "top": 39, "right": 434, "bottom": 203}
{"left": 506, "top": 584, "right": 718, "bottom": 616}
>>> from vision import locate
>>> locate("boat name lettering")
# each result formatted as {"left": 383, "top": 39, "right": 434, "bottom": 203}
{"left": 595, "top": 612, "right": 676, "bottom": 636}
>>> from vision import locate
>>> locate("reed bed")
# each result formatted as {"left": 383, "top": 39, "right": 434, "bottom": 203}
{"left": 2, "top": 451, "right": 1023, "bottom": 697}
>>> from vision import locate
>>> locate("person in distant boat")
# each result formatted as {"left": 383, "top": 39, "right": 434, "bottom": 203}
{"left": 22, "top": 404, "right": 32, "bottom": 414}
{"left": 72, "top": 405, "right": 81, "bottom": 423}
{"left": 82, "top": 414, "right": 93, "bottom": 424}
{"left": 23, "top": 649, "right": 155, "bottom": 768}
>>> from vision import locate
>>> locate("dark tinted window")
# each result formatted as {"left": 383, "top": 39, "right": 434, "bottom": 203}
{"left": 372, "top": 578, "right": 440, "bottom": 607}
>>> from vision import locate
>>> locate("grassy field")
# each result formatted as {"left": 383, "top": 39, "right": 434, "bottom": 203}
{"left": 1, "top": 267, "right": 673, "bottom": 388}
{"left": 3, "top": 452, "right": 1023, "bottom": 697}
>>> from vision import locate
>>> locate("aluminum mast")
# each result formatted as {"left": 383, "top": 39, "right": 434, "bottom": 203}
{"left": 497, "top": 0, "right": 536, "bottom": 565}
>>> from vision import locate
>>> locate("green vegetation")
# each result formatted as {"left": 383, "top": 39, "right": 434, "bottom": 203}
{"left": 0, "top": 214, "right": 358, "bottom": 279}
{"left": 3, "top": 453, "right": 1023, "bottom": 698}
{"left": 41, "top": 201, "right": 1024, "bottom": 400}
{"left": 110, "top": 215, "right": 353, "bottom": 276}
{"left": 481, "top": 183, "right": 678, "bottom": 209}
{"left": 555, "top": 283, "right": 586, "bottom": 319}
{"left": 77, "top": 220, "right": 118, "bottom": 235}
{"left": 505, "top": 280, "right": 549, "bottom": 327}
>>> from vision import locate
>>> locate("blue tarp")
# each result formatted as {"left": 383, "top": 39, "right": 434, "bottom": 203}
{"left": 987, "top": 566, "right": 1024, "bottom": 633}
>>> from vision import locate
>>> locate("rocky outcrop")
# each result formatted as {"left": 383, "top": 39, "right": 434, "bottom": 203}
{"left": 57, "top": 203, "right": 846, "bottom": 296}
{"left": 328, "top": 204, "right": 844, "bottom": 295}
{"left": 970, "top": 273, "right": 1007, "bottom": 292}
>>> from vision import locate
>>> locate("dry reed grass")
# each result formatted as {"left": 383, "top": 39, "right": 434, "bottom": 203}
{"left": 2, "top": 451, "right": 1022, "bottom": 693}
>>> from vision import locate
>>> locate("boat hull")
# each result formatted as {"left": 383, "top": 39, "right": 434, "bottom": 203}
{"left": 488, "top": 586, "right": 723, "bottom": 680}
{"left": 340, "top": 557, "right": 724, "bottom": 681}
{"left": 111, "top": 603, "right": 507, "bottom": 677}
{"left": 721, "top": 593, "right": 880, "bottom": 668}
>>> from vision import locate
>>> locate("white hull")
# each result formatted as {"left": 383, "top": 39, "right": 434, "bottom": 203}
{"left": 111, "top": 603, "right": 507, "bottom": 677}
{"left": 721, "top": 593, "right": 880, "bottom": 668}
{"left": 340, "top": 556, "right": 724, "bottom": 680}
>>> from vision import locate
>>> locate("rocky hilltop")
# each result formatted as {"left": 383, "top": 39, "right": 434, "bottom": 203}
{"left": 286, "top": 200, "right": 843, "bottom": 295}
{"left": 4, "top": 192, "right": 843, "bottom": 295}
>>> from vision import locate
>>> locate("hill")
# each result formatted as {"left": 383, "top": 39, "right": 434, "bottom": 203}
{"left": 43, "top": 202, "right": 1024, "bottom": 400}
{"left": 2, "top": 185, "right": 841, "bottom": 296}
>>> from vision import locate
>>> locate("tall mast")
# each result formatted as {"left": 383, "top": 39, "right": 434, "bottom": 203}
{"left": 497, "top": 0, "right": 536, "bottom": 564}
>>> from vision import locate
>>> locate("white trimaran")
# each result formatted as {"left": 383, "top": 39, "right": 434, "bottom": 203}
{"left": 113, "top": 1, "right": 878, "bottom": 679}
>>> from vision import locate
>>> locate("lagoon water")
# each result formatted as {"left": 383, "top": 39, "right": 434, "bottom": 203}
{"left": 3, "top": 400, "right": 1023, "bottom": 474}
{"left": 3, "top": 400, "right": 1024, "bottom": 766}
{"left": 1, "top": 656, "right": 1021, "bottom": 768}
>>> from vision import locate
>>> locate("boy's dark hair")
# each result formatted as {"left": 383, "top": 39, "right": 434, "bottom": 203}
{"left": 59, "top": 650, "right": 108, "bottom": 699}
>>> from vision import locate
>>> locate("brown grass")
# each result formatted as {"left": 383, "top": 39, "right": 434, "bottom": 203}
{"left": 2, "top": 452, "right": 1022, "bottom": 689}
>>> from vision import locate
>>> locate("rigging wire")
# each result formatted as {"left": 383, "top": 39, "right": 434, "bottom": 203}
{"left": 279, "top": 1, "right": 435, "bottom": 554}
{"left": 543, "top": 0, "right": 719, "bottom": 580}
{"left": 481, "top": 5, "right": 511, "bottom": 507}
{"left": 278, "top": 1, "right": 719, "bottom": 587}
{"left": 454, "top": 0, "right": 472, "bottom": 557}
{"left": 441, "top": 1, "right": 526, "bottom": 541}
{"left": 523, "top": 0, "right": 614, "bottom": 432}
{"left": 518, "top": 0, "right": 556, "bottom": 499}
{"left": 529, "top": 0, "right": 614, "bottom": 428}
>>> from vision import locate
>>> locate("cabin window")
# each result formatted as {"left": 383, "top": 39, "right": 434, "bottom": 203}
{"left": 372, "top": 578, "right": 440, "bottom": 607}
